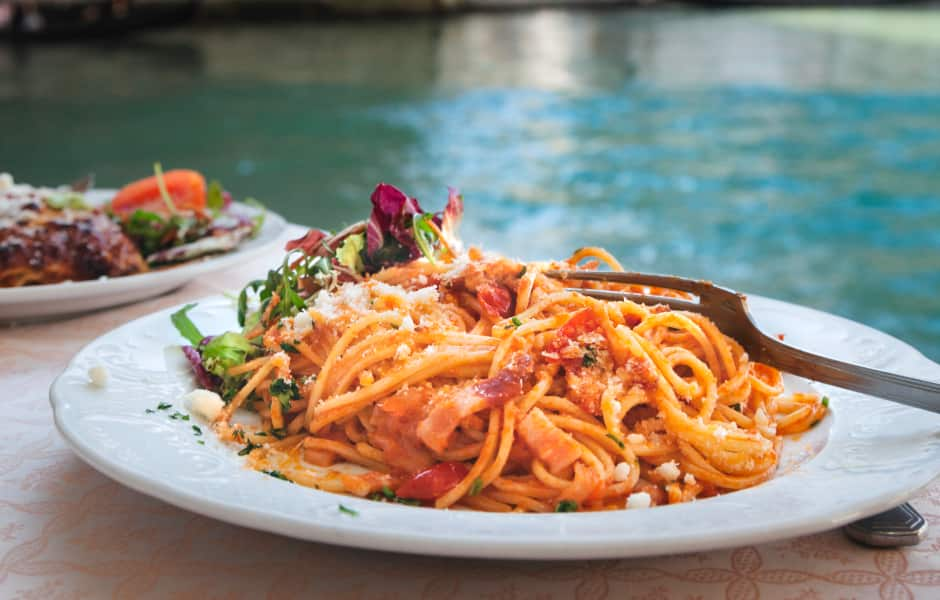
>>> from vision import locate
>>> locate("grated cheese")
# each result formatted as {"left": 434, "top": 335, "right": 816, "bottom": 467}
{"left": 183, "top": 389, "right": 224, "bottom": 421}
{"left": 293, "top": 310, "right": 314, "bottom": 335}
{"left": 613, "top": 462, "right": 632, "bottom": 482}
{"left": 626, "top": 433, "right": 646, "bottom": 445}
{"left": 655, "top": 460, "right": 681, "bottom": 482}
{"left": 626, "top": 492, "right": 652, "bottom": 509}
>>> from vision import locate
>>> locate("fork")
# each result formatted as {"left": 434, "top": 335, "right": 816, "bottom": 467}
{"left": 545, "top": 270, "right": 940, "bottom": 414}
{"left": 546, "top": 269, "right": 936, "bottom": 547}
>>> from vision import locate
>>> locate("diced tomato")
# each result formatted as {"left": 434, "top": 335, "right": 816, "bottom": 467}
{"left": 543, "top": 308, "right": 601, "bottom": 365}
{"left": 111, "top": 169, "right": 207, "bottom": 217}
{"left": 477, "top": 282, "right": 513, "bottom": 319}
{"left": 395, "top": 461, "right": 470, "bottom": 501}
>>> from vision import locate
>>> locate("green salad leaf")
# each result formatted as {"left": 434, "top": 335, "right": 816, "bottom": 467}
{"left": 170, "top": 303, "right": 204, "bottom": 346}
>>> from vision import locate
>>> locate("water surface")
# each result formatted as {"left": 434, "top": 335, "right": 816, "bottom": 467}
{"left": 2, "top": 8, "right": 939, "bottom": 360}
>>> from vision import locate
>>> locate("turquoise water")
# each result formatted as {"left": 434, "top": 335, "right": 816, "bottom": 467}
{"left": 1, "top": 9, "right": 939, "bottom": 360}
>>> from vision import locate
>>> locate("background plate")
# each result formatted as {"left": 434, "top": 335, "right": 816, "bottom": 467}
{"left": 49, "top": 294, "right": 940, "bottom": 559}
{"left": 0, "top": 190, "right": 287, "bottom": 321}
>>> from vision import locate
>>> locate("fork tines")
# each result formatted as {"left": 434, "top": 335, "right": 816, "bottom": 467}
{"left": 544, "top": 269, "right": 704, "bottom": 312}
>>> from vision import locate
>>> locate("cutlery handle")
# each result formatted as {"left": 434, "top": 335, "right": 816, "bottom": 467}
{"left": 760, "top": 336, "right": 940, "bottom": 413}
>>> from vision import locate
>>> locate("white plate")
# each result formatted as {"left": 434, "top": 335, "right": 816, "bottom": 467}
{"left": 0, "top": 190, "right": 287, "bottom": 321}
{"left": 49, "top": 295, "right": 940, "bottom": 559}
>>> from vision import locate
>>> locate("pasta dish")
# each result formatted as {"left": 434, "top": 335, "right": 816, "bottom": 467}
{"left": 171, "top": 183, "right": 826, "bottom": 513}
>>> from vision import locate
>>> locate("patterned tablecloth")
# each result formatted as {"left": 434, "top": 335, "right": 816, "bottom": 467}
{"left": 2, "top": 225, "right": 938, "bottom": 600}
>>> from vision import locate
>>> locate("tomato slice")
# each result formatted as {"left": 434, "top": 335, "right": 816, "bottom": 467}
{"left": 111, "top": 169, "right": 207, "bottom": 218}
{"left": 395, "top": 461, "right": 470, "bottom": 501}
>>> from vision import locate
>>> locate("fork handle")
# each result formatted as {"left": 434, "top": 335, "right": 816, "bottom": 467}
{"left": 760, "top": 336, "right": 940, "bottom": 413}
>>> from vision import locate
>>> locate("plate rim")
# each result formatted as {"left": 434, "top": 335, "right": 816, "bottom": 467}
{"left": 48, "top": 293, "right": 940, "bottom": 559}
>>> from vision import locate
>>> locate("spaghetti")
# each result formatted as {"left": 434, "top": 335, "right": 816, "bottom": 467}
{"left": 177, "top": 184, "right": 826, "bottom": 513}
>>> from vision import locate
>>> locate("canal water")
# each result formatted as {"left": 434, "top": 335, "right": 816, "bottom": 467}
{"left": 2, "top": 7, "right": 939, "bottom": 360}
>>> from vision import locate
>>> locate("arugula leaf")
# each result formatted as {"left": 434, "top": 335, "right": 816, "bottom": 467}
{"left": 124, "top": 209, "right": 169, "bottom": 256}
{"left": 412, "top": 212, "right": 438, "bottom": 264}
{"left": 170, "top": 303, "right": 204, "bottom": 346}
{"left": 238, "top": 252, "right": 332, "bottom": 330}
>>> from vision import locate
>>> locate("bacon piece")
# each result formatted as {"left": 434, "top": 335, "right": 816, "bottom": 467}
{"left": 417, "top": 354, "right": 533, "bottom": 454}
{"left": 477, "top": 281, "right": 513, "bottom": 319}
{"left": 370, "top": 387, "right": 435, "bottom": 473}
{"left": 517, "top": 407, "right": 582, "bottom": 473}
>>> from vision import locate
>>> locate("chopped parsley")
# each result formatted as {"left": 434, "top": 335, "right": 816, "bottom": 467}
{"left": 197, "top": 440, "right": 205, "bottom": 445}
{"left": 730, "top": 403, "right": 742, "bottom": 412}
{"left": 169, "top": 412, "right": 190, "bottom": 421}
{"left": 517, "top": 265, "right": 527, "bottom": 278}
{"left": 510, "top": 316, "right": 523, "bottom": 328}
{"left": 468, "top": 477, "right": 484, "bottom": 497}
{"left": 271, "top": 427, "right": 288, "bottom": 440}
{"left": 191, "top": 425, "right": 202, "bottom": 436}
{"left": 605, "top": 433, "right": 625, "bottom": 449}
{"left": 582, "top": 345, "right": 598, "bottom": 367}
{"left": 238, "top": 441, "right": 262, "bottom": 456}
{"left": 280, "top": 342, "right": 299, "bottom": 353}
{"left": 157, "top": 402, "right": 172, "bottom": 410}
{"left": 269, "top": 378, "right": 300, "bottom": 410}
{"left": 555, "top": 500, "right": 578, "bottom": 513}
{"left": 145, "top": 409, "right": 155, "bottom": 414}
{"left": 822, "top": 396, "right": 830, "bottom": 408}
{"left": 369, "top": 485, "right": 420, "bottom": 506}
{"left": 262, "top": 469, "right": 292, "bottom": 482}
{"left": 339, "top": 504, "right": 359, "bottom": 517}
{"left": 232, "top": 428, "right": 246, "bottom": 443}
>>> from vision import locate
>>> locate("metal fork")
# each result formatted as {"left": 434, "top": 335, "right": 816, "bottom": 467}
{"left": 547, "top": 269, "right": 935, "bottom": 546}
{"left": 546, "top": 270, "right": 940, "bottom": 414}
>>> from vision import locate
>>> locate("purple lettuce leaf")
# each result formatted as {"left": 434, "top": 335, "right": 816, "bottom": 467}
{"left": 181, "top": 345, "right": 220, "bottom": 390}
